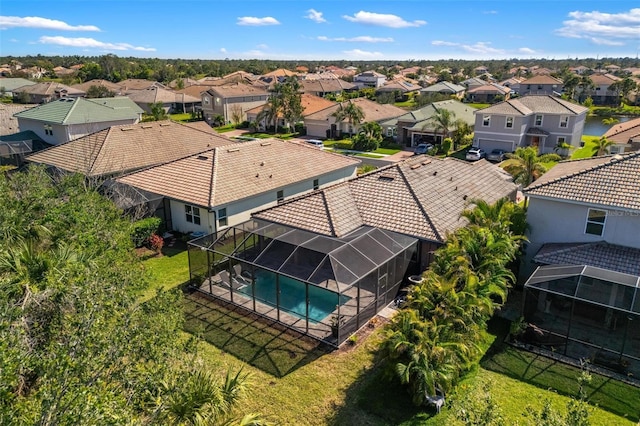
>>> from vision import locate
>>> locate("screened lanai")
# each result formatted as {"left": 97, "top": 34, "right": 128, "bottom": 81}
{"left": 523, "top": 264, "right": 640, "bottom": 377}
{"left": 188, "top": 219, "right": 418, "bottom": 346}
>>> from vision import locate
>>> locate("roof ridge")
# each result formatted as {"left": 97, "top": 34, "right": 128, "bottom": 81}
{"left": 320, "top": 190, "right": 337, "bottom": 236}
{"left": 207, "top": 148, "right": 219, "bottom": 208}
{"left": 86, "top": 127, "right": 111, "bottom": 174}
{"left": 396, "top": 164, "right": 443, "bottom": 241}
{"left": 62, "top": 97, "right": 81, "bottom": 124}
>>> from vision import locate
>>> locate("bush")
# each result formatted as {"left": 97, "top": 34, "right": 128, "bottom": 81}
{"left": 131, "top": 217, "right": 161, "bottom": 247}
{"left": 148, "top": 233, "right": 164, "bottom": 255}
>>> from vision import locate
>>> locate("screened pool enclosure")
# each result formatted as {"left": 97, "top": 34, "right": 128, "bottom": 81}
{"left": 188, "top": 219, "right": 418, "bottom": 346}
{"left": 523, "top": 264, "right": 640, "bottom": 377}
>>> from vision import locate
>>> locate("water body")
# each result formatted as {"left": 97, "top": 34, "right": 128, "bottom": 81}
{"left": 583, "top": 115, "right": 631, "bottom": 136}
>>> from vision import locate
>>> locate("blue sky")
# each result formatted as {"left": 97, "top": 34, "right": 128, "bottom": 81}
{"left": 1, "top": 1, "right": 638, "bottom": 60}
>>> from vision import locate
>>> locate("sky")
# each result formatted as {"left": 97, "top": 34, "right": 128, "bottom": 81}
{"left": 0, "top": 1, "right": 639, "bottom": 61}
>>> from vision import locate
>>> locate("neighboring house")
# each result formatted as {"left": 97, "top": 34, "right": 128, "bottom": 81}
{"left": 420, "top": 81, "right": 466, "bottom": 99}
{"left": 0, "top": 77, "right": 37, "bottom": 96}
{"left": 602, "top": 117, "right": 640, "bottom": 154}
{"left": 12, "top": 82, "right": 86, "bottom": 104}
{"left": 353, "top": 71, "right": 387, "bottom": 88}
{"left": 25, "top": 120, "right": 234, "bottom": 178}
{"left": 71, "top": 79, "right": 123, "bottom": 95}
{"left": 499, "top": 77, "right": 525, "bottom": 94}
{"left": 125, "top": 86, "right": 201, "bottom": 114}
{"left": 520, "top": 153, "right": 640, "bottom": 376}
{"left": 472, "top": 95, "right": 588, "bottom": 154}
{"left": 201, "top": 83, "right": 269, "bottom": 125}
{"left": 569, "top": 65, "right": 591, "bottom": 75}
{"left": 300, "top": 79, "right": 357, "bottom": 97}
{"left": 461, "top": 77, "right": 488, "bottom": 90}
{"left": 14, "top": 97, "right": 143, "bottom": 145}
{"left": 375, "top": 80, "right": 421, "bottom": 100}
{"left": 254, "top": 155, "right": 517, "bottom": 272}
{"left": 379, "top": 100, "right": 476, "bottom": 146}
{"left": 474, "top": 66, "right": 489, "bottom": 75}
{"left": 117, "top": 79, "right": 167, "bottom": 93}
{"left": 115, "top": 138, "right": 360, "bottom": 235}
{"left": 465, "top": 83, "right": 511, "bottom": 103}
{"left": 303, "top": 98, "right": 405, "bottom": 139}
{"left": 246, "top": 93, "right": 337, "bottom": 131}
{"left": 0, "top": 103, "right": 36, "bottom": 135}
{"left": 53, "top": 66, "right": 76, "bottom": 78}
{"left": 518, "top": 75, "right": 564, "bottom": 96}
{"left": 580, "top": 73, "right": 621, "bottom": 105}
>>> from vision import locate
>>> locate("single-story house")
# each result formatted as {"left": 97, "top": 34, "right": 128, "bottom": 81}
{"left": 125, "top": 86, "right": 201, "bottom": 114}
{"left": 465, "top": 83, "right": 512, "bottom": 103}
{"left": 420, "top": 81, "right": 466, "bottom": 99}
{"left": 12, "top": 82, "right": 86, "bottom": 104}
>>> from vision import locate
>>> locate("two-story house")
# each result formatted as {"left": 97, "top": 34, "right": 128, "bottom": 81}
{"left": 353, "top": 71, "right": 386, "bottom": 88}
{"left": 518, "top": 75, "right": 564, "bottom": 96}
{"left": 581, "top": 73, "right": 621, "bottom": 106}
{"left": 603, "top": 117, "right": 640, "bottom": 154}
{"left": 472, "top": 95, "right": 588, "bottom": 154}
{"left": 201, "top": 83, "right": 269, "bottom": 125}
{"left": 13, "top": 97, "right": 143, "bottom": 145}
{"left": 520, "top": 153, "right": 640, "bottom": 375}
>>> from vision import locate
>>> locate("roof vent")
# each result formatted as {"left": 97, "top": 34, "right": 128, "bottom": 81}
{"left": 197, "top": 155, "right": 208, "bottom": 160}
{"left": 433, "top": 171, "right": 437, "bottom": 176}
{"left": 227, "top": 147, "right": 240, "bottom": 152}
{"left": 421, "top": 160, "right": 431, "bottom": 165}
{"left": 378, "top": 173, "right": 395, "bottom": 181}
{"left": 121, "top": 128, "right": 134, "bottom": 131}
{"left": 159, "top": 123, "right": 170, "bottom": 126}
{"left": 410, "top": 164, "right": 421, "bottom": 170}
{"left": 611, "top": 154, "right": 623, "bottom": 161}
{"left": 260, "top": 142, "right": 271, "bottom": 146}
{"left": 141, "top": 125, "right": 153, "bottom": 129}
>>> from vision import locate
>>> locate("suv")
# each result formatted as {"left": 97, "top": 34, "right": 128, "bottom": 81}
{"left": 487, "top": 149, "right": 507, "bottom": 162}
{"left": 465, "top": 148, "right": 486, "bottom": 161}
{"left": 306, "top": 139, "right": 324, "bottom": 148}
{"left": 414, "top": 143, "right": 434, "bottom": 155}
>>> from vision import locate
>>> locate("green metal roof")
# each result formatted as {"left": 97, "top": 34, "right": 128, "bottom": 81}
{"left": 0, "top": 78, "right": 37, "bottom": 92}
{"left": 13, "top": 96, "right": 143, "bottom": 125}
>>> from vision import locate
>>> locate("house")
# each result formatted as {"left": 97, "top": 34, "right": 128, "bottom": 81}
{"left": 518, "top": 75, "right": 563, "bottom": 96}
{"left": 499, "top": 77, "right": 525, "bottom": 94}
{"left": 379, "top": 100, "right": 476, "bottom": 146}
{"left": 465, "top": 83, "right": 511, "bottom": 103}
{"left": 12, "top": 82, "right": 86, "bottom": 104}
{"left": 580, "top": 74, "right": 621, "bottom": 105}
{"left": 303, "top": 98, "right": 405, "bottom": 139}
{"left": 420, "top": 81, "right": 466, "bottom": 99}
{"left": 472, "top": 95, "right": 588, "bottom": 154}
{"left": 474, "top": 65, "right": 489, "bottom": 75}
{"left": 25, "top": 120, "right": 234, "bottom": 178}
{"left": 602, "top": 117, "right": 640, "bottom": 154}
{"left": 125, "top": 86, "right": 201, "bottom": 114}
{"left": 117, "top": 79, "right": 166, "bottom": 93}
{"left": 569, "top": 65, "right": 591, "bottom": 75}
{"left": 245, "top": 93, "right": 337, "bottom": 131}
{"left": 520, "top": 152, "right": 640, "bottom": 376}
{"left": 461, "top": 77, "right": 488, "bottom": 90}
{"left": 353, "top": 71, "right": 387, "bottom": 88}
{"left": 300, "top": 79, "right": 357, "bottom": 97}
{"left": 0, "top": 78, "right": 37, "bottom": 96}
{"left": 115, "top": 138, "right": 360, "bottom": 235}
{"left": 375, "top": 80, "right": 421, "bottom": 100}
{"left": 201, "top": 83, "right": 269, "bottom": 125}
{"left": 0, "top": 103, "right": 36, "bottom": 136}
{"left": 53, "top": 66, "right": 76, "bottom": 78}
{"left": 0, "top": 130, "right": 51, "bottom": 167}
{"left": 71, "top": 79, "right": 123, "bottom": 96}
{"left": 13, "top": 97, "right": 143, "bottom": 145}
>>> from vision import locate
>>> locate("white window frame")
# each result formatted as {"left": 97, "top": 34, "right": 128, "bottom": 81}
{"left": 505, "top": 117, "right": 514, "bottom": 129}
{"left": 313, "top": 179, "right": 319, "bottom": 190}
{"left": 44, "top": 124, "right": 53, "bottom": 136}
{"left": 609, "top": 145, "right": 621, "bottom": 154}
{"left": 559, "top": 115, "right": 569, "bottom": 128}
{"left": 217, "top": 208, "right": 227, "bottom": 227}
{"left": 185, "top": 204, "right": 201, "bottom": 225}
{"left": 203, "top": 96, "right": 210, "bottom": 105}
{"left": 482, "top": 115, "right": 491, "bottom": 127}
{"left": 386, "top": 127, "right": 393, "bottom": 137}
{"left": 534, "top": 115, "right": 543, "bottom": 126}
{"left": 585, "top": 208, "right": 606, "bottom": 236}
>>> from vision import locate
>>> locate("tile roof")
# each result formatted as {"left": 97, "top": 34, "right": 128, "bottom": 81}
{"left": 115, "top": 138, "right": 360, "bottom": 208}
{"left": 0, "top": 77, "right": 37, "bottom": 91}
{"left": 524, "top": 151, "right": 640, "bottom": 211}
{"left": 401, "top": 100, "right": 477, "bottom": 130}
{"left": 70, "top": 79, "right": 122, "bottom": 93}
{"left": 174, "top": 84, "right": 210, "bottom": 99}
{"left": 477, "top": 95, "right": 588, "bottom": 116}
{"left": 255, "top": 156, "right": 517, "bottom": 241}
{"left": 421, "top": 81, "right": 466, "bottom": 93}
{"left": 603, "top": 117, "right": 640, "bottom": 144}
{"left": 300, "top": 78, "right": 357, "bottom": 94}
{"left": 26, "top": 120, "right": 233, "bottom": 177}
{"left": 246, "top": 93, "right": 337, "bottom": 117}
{"left": 0, "top": 103, "right": 36, "bottom": 136}
{"left": 204, "top": 83, "right": 269, "bottom": 98}
{"left": 521, "top": 75, "right": 563, "bottom": 85}
{"left": 377, "top": 80, "right": 421, "bottom": 93}
{"left": 467, "top": 83, "right": 511, "bottom": 95}
{"left": 304, "top": 98, "right": 405, "bottom": 123}
{"left": 13, "top": 97, "right": 143, "bottom": 125}
{"left": 126, "top": 86, "right": 200, "bottom": 105}
{"left": 589, "top": 73, "right": 620, "bottom": 85}
{"left": 262, "top": 69, "right": 297, "bottom": 78}
{"left": 117, "top": 79, "right": 166, "bottom": 92}
{"left": 13, "top": 82, "right": 85, "bottom": 96}
{"left": 534, "top": 242, "right": 640, "bottom": 276}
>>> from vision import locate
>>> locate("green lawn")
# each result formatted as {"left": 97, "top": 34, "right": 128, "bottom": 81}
{"left": 572, "top": 135, "right": 601, "bottom": 159}
{"left": 467, "top": 103, "right": 490, "bottom": 110}
{"left": 168, "top": 113, "right": 192, "bottom": 122}
{"left": 138, "top": 245, "right": 190, "bottom": 302}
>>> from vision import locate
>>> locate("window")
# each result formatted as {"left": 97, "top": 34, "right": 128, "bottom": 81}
{"left": 559, "top": 116, "right": 569, "bottom": 128}
{"left": 482, "top": 115, "right": 491, "bottom": 127}
{"left": 585, "top": 209, "right": 606, "bottom": 236}
{"left": 185, "top": 205, "right": 201, "bottom": 225}
{"left": 277, "top": 190, "right": 284, "bottom": 204}
{"left": 203, "top": 96, "right": 210, "bottom": 105}
{"left": 610, "top": 145, "right": 621, "bottom": 154}
{"left": 557, "top": 137, "right": 566, "bottom": 145}
{"left": 534, "top": 115, "right": 543, "bottom": 126}
{"left": 386, "top": 127, "right": 393, "bottom": 137}
{"left": 44, "top": 124, "right": 53, "bottom": 136}
{"left": 505, "top": 117, "right": 514, "bottom": 128}
{"left": 313, "top": 179, "right": 319, "bottom": 190}
{"left": 537, "top": 85, "right": 543, "bottom": 90}
{"left": 217, "top": 208, "right": 227, "bottom": 227}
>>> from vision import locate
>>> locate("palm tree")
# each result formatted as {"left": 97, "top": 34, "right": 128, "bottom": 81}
{"left": 332, "top": 101, "right": 365, "bottom": 137}
{"left": 592, "top": 136, "right": 615, "bottom": 156}
{"left": 502, "top": 146, "right": 561, "bottom": 188}
{"left": 452, "top": 119, "right": 473, "bottom": 150}
{"left": 578, "top": 75, "right": 595, "bottom": 103}
{"left": 424, "top": 108, "right": 456, "bottom": 144}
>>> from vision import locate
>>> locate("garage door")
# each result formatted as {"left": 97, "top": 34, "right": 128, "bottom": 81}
{"left": 478, "top": 139, "right": 514, "bottom": 153}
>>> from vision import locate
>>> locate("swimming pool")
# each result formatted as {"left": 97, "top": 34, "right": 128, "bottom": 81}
{"left": 237, "top": 270, "right": 349, "bottom": 323}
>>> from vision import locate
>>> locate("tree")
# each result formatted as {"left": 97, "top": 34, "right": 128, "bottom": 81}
{"left": 147, "top": 102, "right": 168, "bottom": 121}
{"left": 451, "top": 119, "right": 473, "bottom": 150}
{"left": 332, "top": 101, "right": 365, "bottom": 137}
{"left": 279, "top": 77, "right": 303, "bottom": 132}
{"left": 351, "top": 121, "right": 383, "bottom": 151}
{"left": 502, "top": 146, "right": 561, "bottom": 188}
{"left": 424, "top": 108, "right": 456, "bottom": 144}
{"left": 562, "top": 74, "right": 581, "bottom": 101}
{"left": 608, "top": 77, "right": 638, "bottom": 105}
{"left": 578, "top": 75, "right": 595, "bottom": 103}
{"left": 85, "top": 85, "right": 115, "bottom": 98}
{"left": 592, "top": 136, "right": 615, "bottom": 156}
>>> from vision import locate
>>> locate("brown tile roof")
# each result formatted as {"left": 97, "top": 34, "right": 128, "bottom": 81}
{"left": 255, "top": 156, "right": 517, "bottom": 241}
{"left": 174, "top": 84, "right": 210, "bottom": 99}
{"left": 126, "top": 86, "right": 200, "bottom": 104}
{"left": 589, "top": 73, "right": 620, "bottom": 85}
{"left": 467, "top": 84, "right": 511, "bottom": 95}
{"left": 13, "top": 82, "right": 85, "bottom": 96}
{"left": 26, "top": 120, "right": 233, "bottom": 177}
{"left": 300, "top": 79, "right": 357, "bottom": 94}
{"left": 70, "top": 79, "right": 123, "bottom": 93}
{"left": 477, "top": 95, "right": 588, "bottom": 116}
{"left": 117, "top": 79, "right": 166, "bottom": 92}
{"left": 604, "top": 117, "right": 640, "bottom": 144}
{"left": 521, "top": 75, "right": 563, "bottom": 85}
{"left": 205, "top": 83, "right": 269, "bottom": 98}
{"left": 262, "top": 68, "right": 297, "bottom": 78}
{"left": 304, "top": 98, "right": 405, "bottom": 123}
{"left": 524, "top": 151, "right": 640, "bottom": 211}
{"left": 246, "top": 93, "right": 337, "bottom": 117}
{"left": 534, "top": 242, "right": 640, "bottom": 276}
{"left": 115, "top": 138, "right": 360, "bottom": 208}
{"left": 0, "top": 103, "right": 36, "bottom": 136}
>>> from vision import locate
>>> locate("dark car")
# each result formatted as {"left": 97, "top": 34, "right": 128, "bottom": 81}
{"left": 414, "top": 143, "right": 434, "bottom": 155}
{"left": 487, "top": 149, "right": 508, "bottom": 162}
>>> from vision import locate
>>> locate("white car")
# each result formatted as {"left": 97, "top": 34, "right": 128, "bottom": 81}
{"left": 306, "top": 139, "right": 324, "bottom": 148}
{"left": 465, "top": 148, "right": 486, "bottom": 161}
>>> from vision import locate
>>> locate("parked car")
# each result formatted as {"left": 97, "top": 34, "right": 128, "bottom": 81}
{"left": 465, "top": 148, "right": 486, "bottom": 161}
{"left": 487, "top": 149, "right": 508, "bottom": 162}
{"left": 414, "top": 143, "right": 434, "bottom": 155}
{"left": 306, "top": 139, "right": 324, "bottom": 148}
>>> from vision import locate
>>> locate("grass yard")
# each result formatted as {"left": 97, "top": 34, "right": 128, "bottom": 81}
{"left": 572, "top": 135, "right": 601, "bottom": 159}
{"left": 168, "top": 113, "right": 192, "bottom": 122}
{"left": 138, "top": 244, "right": 190, "bottom": 301}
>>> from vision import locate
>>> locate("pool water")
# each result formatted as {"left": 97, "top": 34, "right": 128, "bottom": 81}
{"left": 238, "top": 270, "right": 349, "bottom": 323}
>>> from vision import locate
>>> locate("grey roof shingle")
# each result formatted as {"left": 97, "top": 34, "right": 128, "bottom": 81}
{"left": 534, "top": 242, "right": 640, "bottom": 276}
{"left": 524, "top": 151, "right": 640, "bottom": 211}
{"left": 477, "top": 95, "right": 588, "bottom": 116}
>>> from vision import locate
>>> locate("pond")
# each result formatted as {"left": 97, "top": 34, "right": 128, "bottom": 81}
{"left": 583, "top": 115, "right": 631, "bottom": 136}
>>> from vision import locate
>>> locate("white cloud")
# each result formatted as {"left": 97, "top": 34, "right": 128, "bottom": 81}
{"left": 39, "top": 36, "right": 155, "bottom": 52}
{"left": 342, "top": 11, "right": 426, "bottom": 28}
{"left": 556, "top": 8, "right": 640, "bottom": 45}
{"left": 243, "top": 49, "right": 267, "bottom": 57}
{"left": 518, "top": 47, "right": 536, "bottom": 54}
{"left": 305, "top": 9, "right": 326, "bottom": 23}
{"left": 220, "top": 47, "right": 227, "bottom": 53}
{"left": 256, "top": 43, "right": 269, "bottom": 49}
{"left": 431, "top": 40, "right": 458, "bottom": 46}
{"left": 317, "top": 35, "right": 393, "bottom": 43}
{"left": 431, "top": 40, "right": 505, "bottom": 55}
{"left": 483, "top": 10, "right": 498, "bottom": 15}
{"left": 10, "top": 38, "right": 18, "bottom": 42}
{"left": 0, "top": 16, "right": 100, "bottom": 31}
{"left": 342, "top": 49, "right": 384, "bottom": 59}
{"left": 237, "top": 16, "right": 280, "bottom": 26}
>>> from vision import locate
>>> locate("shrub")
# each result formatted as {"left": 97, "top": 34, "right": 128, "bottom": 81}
{"left": 148, "top": 233, "right": 164, "bottom": 255}
{"left": 441, "top": 138, "right": 453, "bottom": 155}
{"left": 131, "top": 217, "right": 161, "bottom": 247}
